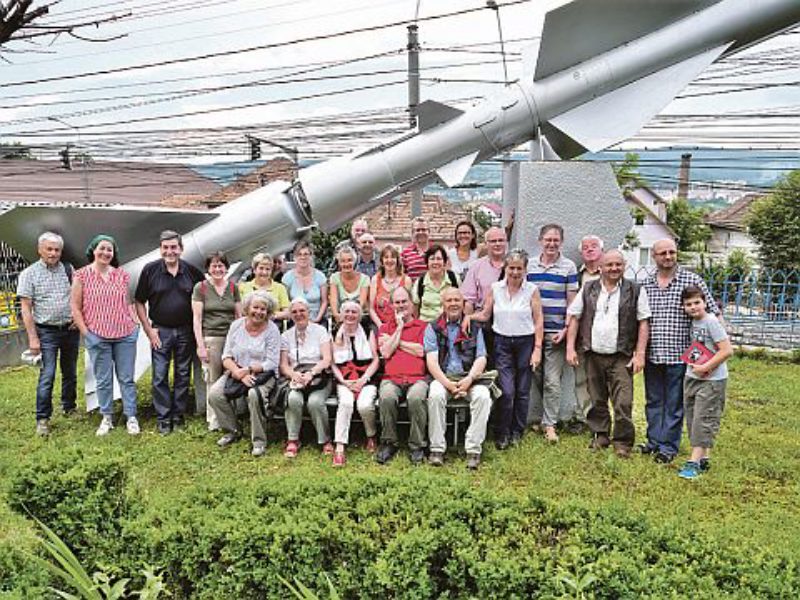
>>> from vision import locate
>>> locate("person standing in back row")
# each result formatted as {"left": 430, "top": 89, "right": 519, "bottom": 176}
{"left": 526, "top": 224, "right": 578, "bottom": 444}
{"left": 135, "top": 230, "right": 204, "bottom": 435}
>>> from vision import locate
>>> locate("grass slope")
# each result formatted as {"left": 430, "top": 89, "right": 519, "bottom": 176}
{"left": 0, "top": 356, "right": 798, "bottom": 594}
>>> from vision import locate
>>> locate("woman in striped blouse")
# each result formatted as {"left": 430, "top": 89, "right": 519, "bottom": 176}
{"left": 71, "top": 235, "right": 140, "bottom": 437}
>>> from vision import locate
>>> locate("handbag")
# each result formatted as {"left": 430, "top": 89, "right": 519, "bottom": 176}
{"left": 223, "top": 370, "right": 274, "bottom": 400}
{"left": 293, "top": 362, "right": 330, "bottom": 392}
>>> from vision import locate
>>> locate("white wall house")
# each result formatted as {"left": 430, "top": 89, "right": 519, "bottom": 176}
{"left": 622, "top": 186, "right": 677, "bottom": 271}
{"left": 704, "top": 195, "right": 761, "bottom": 261}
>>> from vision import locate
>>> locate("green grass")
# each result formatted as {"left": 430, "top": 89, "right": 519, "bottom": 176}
{"left": 1, "top": 355, "right": 798, "bottom": 594}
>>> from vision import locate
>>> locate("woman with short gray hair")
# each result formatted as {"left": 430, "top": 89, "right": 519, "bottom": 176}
{"left": 329, "top": 244, "right": 370, "bottom": 325}
{"left": 279, "top": 297, "right": 333, "bottom": 458}
{"left": 208, "top": 290, "right": 281, "bottom": 456}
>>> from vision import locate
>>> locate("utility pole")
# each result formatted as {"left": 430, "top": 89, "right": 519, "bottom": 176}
{"left": 407, "top": 23, "right": 422, "bottom": 218}
{"left": 49, "top": 117, "right": 90, "bottom": 202}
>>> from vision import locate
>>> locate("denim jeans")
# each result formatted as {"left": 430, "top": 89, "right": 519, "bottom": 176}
{"left": 494, "top": 333, "right": 534, "bottom": 440}
{"left": 85, "top": 328, "right": 138, "bottom": 417}
{"left": 644, "top": 362, "right": 687, "bottom": 456}
{"left": 151, "top": 324, "right": 194, "bottom": 425}
{"left": 35, "top": 325, "right": 80, "bottom": 420}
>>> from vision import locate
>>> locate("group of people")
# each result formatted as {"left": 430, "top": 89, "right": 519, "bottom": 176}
{"left": 18, "top": 216, "right": 732, "bottom": 477}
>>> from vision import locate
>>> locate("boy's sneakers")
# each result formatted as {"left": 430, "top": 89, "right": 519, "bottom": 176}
{"left": 96, "top": 415, "right": 114, "bottom": 437}
{"left": 126, "top": 416, "right": 141, "bottom": 436}
{"left": 678, "top": 461, "right": 702, "bottom": 480}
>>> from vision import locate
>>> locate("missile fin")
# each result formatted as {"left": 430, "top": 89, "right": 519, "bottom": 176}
{"left": 535, "top": 0, "right": 720, "bottom": 81}
{"left": 417, "top": 100, "right": 465, "bottom": 131}
{"left": 0, "top": 205, "right": 216, "bottom": 265}
{"left": 435, "top": 151, "right": 479, "bottom": 188}
{"left": 537, "top": 124, "right": 587, "bottom": 161}
{"left": 548, "top": 42, "right": 730, "bottom": 153}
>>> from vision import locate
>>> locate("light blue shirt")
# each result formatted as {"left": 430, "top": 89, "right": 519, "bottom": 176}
{"left": 424, "top": 320, "right": 486, "bottom": 375}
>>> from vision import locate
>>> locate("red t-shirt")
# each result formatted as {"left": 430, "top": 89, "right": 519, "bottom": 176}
{"left": 401, "top": 245, "right": 427, "bottom": 281}
{"left": 378, "top": 318, "right": 428, "bottom": 385}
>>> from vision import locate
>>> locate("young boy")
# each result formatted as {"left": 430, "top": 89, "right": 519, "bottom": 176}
{"left": 678, "top": 285, "right": 733, "bottom": 480}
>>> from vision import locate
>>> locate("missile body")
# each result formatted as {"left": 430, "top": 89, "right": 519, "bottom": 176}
{"left": 9, "top": 0, "right": 793, "bottom": 279}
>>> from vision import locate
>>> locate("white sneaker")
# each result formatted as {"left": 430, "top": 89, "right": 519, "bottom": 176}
{"left": 96, "top": 415, "right": 114, "bottom": 436}
{"left": 126, "top": 416, "right": 141, "bottom": 435}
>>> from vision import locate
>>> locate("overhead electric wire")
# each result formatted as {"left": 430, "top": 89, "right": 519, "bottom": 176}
{"left": 1, "top": 0, "right": 533, "bottom": 88}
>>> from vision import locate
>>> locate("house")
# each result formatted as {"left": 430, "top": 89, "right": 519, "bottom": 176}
{"left": 622, "top": 186, "right": 677, "bottom": 270}
{"left": 0, "top": 159, "right": 220, "bottom": 207}
{"left": 204, "top": 158, "right": 297, "bottom": 208}
{"left": 703, "top": 194, "right": 761, "bottom": 261}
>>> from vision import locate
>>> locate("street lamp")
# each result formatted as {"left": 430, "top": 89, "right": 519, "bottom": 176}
{"left": 48, "top": 117, "right": 91, "bottom": 202}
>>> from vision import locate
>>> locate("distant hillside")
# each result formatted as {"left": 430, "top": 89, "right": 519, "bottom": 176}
{"left": 192, "top": 148, "right": 799, "bottom": 205}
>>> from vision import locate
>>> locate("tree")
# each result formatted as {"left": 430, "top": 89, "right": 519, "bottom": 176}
{"left": 1, "top": 1, "right": 129, "bottom": 52}
{"left": 747, "top": 170, "right": 800, "bottom": 270}
{"left": 666, "top": 198, "right": 711, "bottom": 251}
{"left": 0, "top": 141, "right": 31, "bottom": 159}
{"left": 613, "top": 152, "right": 646, "bottom": 193}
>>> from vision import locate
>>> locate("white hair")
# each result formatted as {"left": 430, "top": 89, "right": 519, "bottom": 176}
{"left": 38, "top": 231, "right": 64, "bottom": 248}
{"left": 289, "top": 296, "right": 310, "bottom": 310}
{"left": 242, "top": 290, "right": 276, "bottom": 315}
{"left": 579, "top": 235, "right": 604, "bottom": 251}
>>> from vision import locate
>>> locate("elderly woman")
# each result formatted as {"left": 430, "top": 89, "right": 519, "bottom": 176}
{"left": 208, "top": 290, "right": 281, "bottom": 456}
{"left": 238, "top": 252, "right": 290, "bottom": 321}
{"left": 282, "top": 240, "right": 328, "bottom": 324}
{"left": 329, "top": 245, "right": 370, "bottom": 325}
{"left": 71, "top": 235, "right": 140, "bottom": 436}
{"left": 192, "top": 252, "right": 242, "bottom": 432}
{"left": 280, "top": 297, "right": 333, "bottom": 458}
{"left": 412, "top": 244, "right": 459, "bottom": 322}
{"left": 331, "top": 300, "right": 380, "bottom": 466}
{"left": 471, "top": 248, "right": 544, "bottom": 448}
{"left": 446, "top": 220, "right": 479, "bottom": 281}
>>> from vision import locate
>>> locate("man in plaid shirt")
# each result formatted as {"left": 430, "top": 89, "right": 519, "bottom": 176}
{"left": 642, "top": 238, "right": 719, "bottom": 463}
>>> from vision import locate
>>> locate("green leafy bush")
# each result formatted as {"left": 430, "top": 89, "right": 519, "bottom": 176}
{"left": 8, "top": 457, "right": 800, "bottom": 598}
{"left": 8, "top": 448, "right": 132, "bottom": 562}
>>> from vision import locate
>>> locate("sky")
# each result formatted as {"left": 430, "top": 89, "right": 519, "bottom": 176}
{"left": 0, "top": 0, "right": 798, "bottom": 164}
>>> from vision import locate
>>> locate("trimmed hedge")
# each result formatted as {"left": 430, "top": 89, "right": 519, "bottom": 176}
{"left": 7, "top": 454, "right": 800, "bottom": 598}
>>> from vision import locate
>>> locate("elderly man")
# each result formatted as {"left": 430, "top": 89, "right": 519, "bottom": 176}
{"left": 526, "top": 224, "right": 578, "bottom": 443}
{"left": 376, "top": 286, "right": 430, "bottom": 465}
{"left": 355, "top": 232, "right": 378, "bottom": 278}
{"left": 569, "top": 234, "right": 605, "bottom": 434}
{"left": 17, "top": 232, "right": 79, "bottom": 436}
{"left": 350, "top": 218, "right": 369, "bottom": 250}
{"left": 566, "top": 250, "right": 650, "bottom": 457}
{"left": 462, "top": 227, "right": 507, "bottom": 314}
{"left": 642, "top": 238, "right": 719, "bottom": 463}
{"left": 135, "top": 229, "right": 204, "bottom": 435}
{"left": 425, "top": 288, "right": 492, "bottom": 470}
{"left": 401, "top": 217, "right": 431, "bottom": 280}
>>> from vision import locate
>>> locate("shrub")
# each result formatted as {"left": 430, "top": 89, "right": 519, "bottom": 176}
{"left": 8, "top": 461, "right": 800, "bottom": 598}
{"left": 8, "top": 448, "right": 132, "bottom": 564}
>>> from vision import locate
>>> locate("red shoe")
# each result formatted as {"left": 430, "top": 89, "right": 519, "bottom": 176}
{"left": 284, "top": 440, "right": 300, "bottom": 458}
{"left": 332, "top": 452, "right": 346, "bottom": 467}
{"left": 322, "top": 441, "right": 335, "bottom": 455}
{"left": 365, "top": 436, "right": 378, "bottom": 453}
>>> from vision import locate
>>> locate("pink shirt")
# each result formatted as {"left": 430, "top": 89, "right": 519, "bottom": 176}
{"left": 461, "top": 256, "right": 503, "bottom": 310}
{"left": 75, "top": 266, "right": 137, "bottom": 339}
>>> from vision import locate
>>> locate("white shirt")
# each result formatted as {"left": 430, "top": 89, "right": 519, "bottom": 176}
{"left": 491, "top": 280, "right": 537, "bottom": 337}
{"left": 568, "top": 281, "right": 651, "bottom": 354}
{"left": 281, "top": 322, "right": 331, "bottom": 366}
{"left": 447, "top": 247, "right": 478, "bottom": 280}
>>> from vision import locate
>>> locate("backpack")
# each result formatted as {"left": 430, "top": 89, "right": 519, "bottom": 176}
{"left": 416, "top": 270, "right": 459, "bottom": 300}
{"left": 200, "top": 279, "right": 235, "bottom": 300}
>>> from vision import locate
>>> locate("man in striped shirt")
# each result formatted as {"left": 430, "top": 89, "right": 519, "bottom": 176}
{"left": 401, "top": 217, "right": 431, "bottom": 281}
{"left": 526, "top": 224, "right": 579, "bottom": 443}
